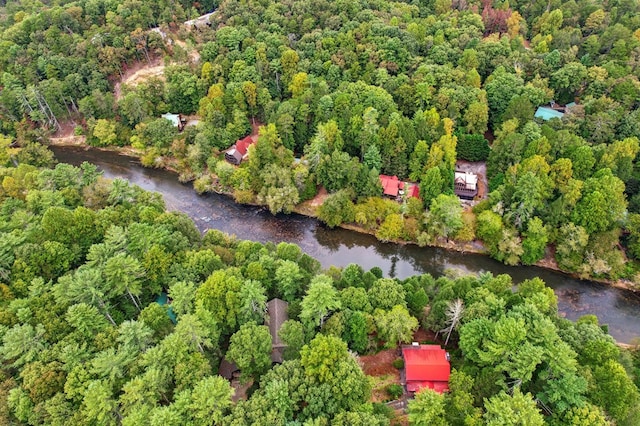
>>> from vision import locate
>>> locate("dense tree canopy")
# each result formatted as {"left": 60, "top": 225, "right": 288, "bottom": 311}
{"left": 0, "top": 156, "right": 638, "bottom": 425}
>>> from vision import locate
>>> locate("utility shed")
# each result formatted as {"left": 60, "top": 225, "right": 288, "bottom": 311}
{"left": 266, "top": 298, "right": 289, "bottom": 363}
{"left": 402, "top": 344, "right": 451, "bottom": 394}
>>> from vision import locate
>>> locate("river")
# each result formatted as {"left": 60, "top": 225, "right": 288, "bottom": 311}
{"left": 51, "top": 146, "right": 640, "bottom": 343}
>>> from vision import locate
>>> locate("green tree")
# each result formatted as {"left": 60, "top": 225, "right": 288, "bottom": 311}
{"left": 376, "top": 213, "right": 405, "bottom": 242}
{"left": 237, "top": 279, "right": 267, "bottom": 325}
{"left": 408, "top": 388, "right": 447, "bottom": 426}
{"left": 298, "top": 335, "right": 372, "bottom": 419}
{"left": 92, "top": 119, "right": 118, "bottom": 147}
{"left": 420, "top": 167, "right": 445, "bottom": 207}
{"left": 521, "top": 217, "right": 548, "bottom": 265}
{"left": 227, "top": 322, "right": 272, "bottom": 383}
{"left": 368, "top": 278, "right": 406, "bottom": 311}
{"left": 483, "top": 389, "right": 544, "bottom": 426}
{"left": 300, "top": 275, "right": 341, "bottom": 328}
{"left": 426, "top": 194, "right": 463, "bottom": 241}
{"left": 275, "top": 260, "right": 305, "bottom": 302}
{"left": 589, "top": 360, "right": 640, "bottom": 422}
{"left": 1, "top": 324, "right": 47, "bottom": 367}
{"left": 317, "top": 190, "right": 355, "bottom": 228}
{"left": 375, "top": 305, "right": 418, "bottom": 348}
{"left": 184, "top": 375, "right": 234, "bottom": 425}
{"left": 278, "top": 320, "right": 305, "bottom": 360}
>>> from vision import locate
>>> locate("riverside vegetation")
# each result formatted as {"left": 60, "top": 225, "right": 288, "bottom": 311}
{"left": 0, "top": 153, "right": 638, "bottom": 424}
{"left": 1, "top": 0, "right": 640, "bottom": 422}
{"left": 2, "top": 0, "right": 640, "bottom": 285}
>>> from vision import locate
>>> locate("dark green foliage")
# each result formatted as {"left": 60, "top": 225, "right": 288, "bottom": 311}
{"left": 386, "top": 384, "right": 403, "bottom": 400}
{"left": 456, "top": 134, "right": 490, "bottom": 162}
{"left": 0, "top": 161, "right": 637, "bottom": 425}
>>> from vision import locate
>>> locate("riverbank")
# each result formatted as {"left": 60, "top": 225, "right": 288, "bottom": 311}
{"left": 47, "top": 138, "right": 639, "bottom": 294}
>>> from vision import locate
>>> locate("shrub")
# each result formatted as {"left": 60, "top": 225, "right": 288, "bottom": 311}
{"left": 392, "top": 358, "right": 404, "bottom": 369}
{"left": 387, "top": 383, "right": 403, "bottom": 399}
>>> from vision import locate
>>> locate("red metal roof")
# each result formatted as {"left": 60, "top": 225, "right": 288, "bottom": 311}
{"left": 403, "top": 345, "right": 450, "bottom": 393}
{"left": 406, "top": 183, "right": 420, "bottom": 199}
{"left": 379, "top": 174, "right": 401, "bottom": 197}
{"left": 235, "top": 135, "right": 255, "bottom": 156}
{"left": 379, "top": 175, "right": 420, "bottom": 198}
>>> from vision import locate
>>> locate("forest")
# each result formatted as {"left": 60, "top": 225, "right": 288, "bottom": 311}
{"left": 2, "top": 0, "right": 640, "bottom": 282}
{"left": 0, "top": 151, "right": 638, "bottom": 424}
{"left": 1, "top": 0, "right": 640, "bottom": 422}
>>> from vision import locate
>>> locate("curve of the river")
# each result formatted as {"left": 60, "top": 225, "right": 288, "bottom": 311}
{"left": 51, "top": 146, "right": 640, "bottom": 343}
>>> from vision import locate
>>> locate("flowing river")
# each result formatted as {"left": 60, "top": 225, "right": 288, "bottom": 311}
{"left": 51, "top": 146, "right": 640, "bottom": 343}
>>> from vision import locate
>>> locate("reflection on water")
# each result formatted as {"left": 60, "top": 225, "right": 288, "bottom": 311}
{"left": 51, "top": 146, "right": 640, "bottom": 343}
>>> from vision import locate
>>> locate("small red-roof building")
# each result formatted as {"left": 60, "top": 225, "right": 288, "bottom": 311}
{"left": 405, "top": 183, "right": 420, "bottom": 199}
{"left": 225, "top": 135, "right": 257, "bottom": 165}
{"left": 402, "top": 344, "right": 451, "bottom": 394}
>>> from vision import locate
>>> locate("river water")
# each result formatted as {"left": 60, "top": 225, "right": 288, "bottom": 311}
{"left": 51, "top": 146, "right": 640, "bottom": 343}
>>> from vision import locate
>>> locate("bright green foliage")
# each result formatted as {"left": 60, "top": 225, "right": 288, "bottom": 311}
{"left": 420, "top": 167, "right": 445, "bottom": 207}
{"left": 300, "top": 275, "right": 341, "bottom": 328}
{"left": 426, "top": 194, "right": 463, "bottom": 240}
{"left": 299, "top": 334, "right": 371, "bottom": 418}
{"left": 275, "top": 260, "right": 305, "bottom": 302}
{"left": 375, "top": 305, "right": 418, "bottom": 348}
{"left": 408, "top": 388, "right": 447, "bottom": 426}
{"left": 195, "top": 269, "right": 242, "bottom": 334}
{"left": 589, "top": 360, "right": 640, "bottom": 422}
{"left": 476, "top": 210, "right": 504, "bottom": 254}
{"left": 278, "top": 320, "right": 306, "bottom": 360}
{"left": 572, "top": 169, "right": 626, "bottom": 234}
{"left": 318, "top": 190, "right": 355, "bottom": 228}
{"left": 483, "top": 389, "right": 544, "bottom": 426}
{"left": 368, "top": 278, "right": 406, "bottom": 310}
{"left": 445, "top": 369, "right": 482, "bottom": 425}
{"left": 376, "top": 213, "right": 405, "bottom": 242}
{"left": 521, "top": 217, "right": 548, "bottom": 265}
{"left": 227, "top": 322, "right": 272, "bottom": 383}
{"left": 560, "top": 403, "right": 610, "bottom": 426}
{"left": 183, "top": 375, "right": 234, "bottom": 424}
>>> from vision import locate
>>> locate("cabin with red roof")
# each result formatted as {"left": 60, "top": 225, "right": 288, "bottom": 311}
{"left": 402, "top": 344, "right": 451, "bottom": 394}
{"left": 379, "top": 175, "right": 420, "bottom": 199}
{"left": 380, "top": 174, "right": 402, "bottom": 197}
{"left": 225, "top": 135, "right": 256, "bottom": 165}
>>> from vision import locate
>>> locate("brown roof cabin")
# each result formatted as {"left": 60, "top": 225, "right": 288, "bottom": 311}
{"left": 454, "top": 171, "right": 478, "bottom": 199}
{"left": 266, "top": 298, "right": 289, "bottom": 363}
{"left": 218, "top": 357, "right": 240, "bottom": 380}
{"left": 225, "top": 135, "right": 255, "bottom": 165}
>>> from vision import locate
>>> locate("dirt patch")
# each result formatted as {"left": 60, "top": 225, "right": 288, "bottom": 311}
{"left": 49, "top": 135, "right": 86, "bottom": 146}
{"left": 361, "top": 348, "right": 400, "bottom": 377}
{"left": 412, "top": 328, "right": 438, "bottom": 343}
{"left": 294, "top": 186, "right": 328, "bottom": 217}
{"left": 114, "top": 60, "right": 165, "bottom": 100}
{"left": 309, "top": 186, "right": 328, "bottom": 207}
{"left": 360, "top": 348, "right": 402, "bottom": 403}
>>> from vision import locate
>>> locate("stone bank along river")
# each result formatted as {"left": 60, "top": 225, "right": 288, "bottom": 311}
{"left": 51, "top": 146, "right": 640, "bottom": 343}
